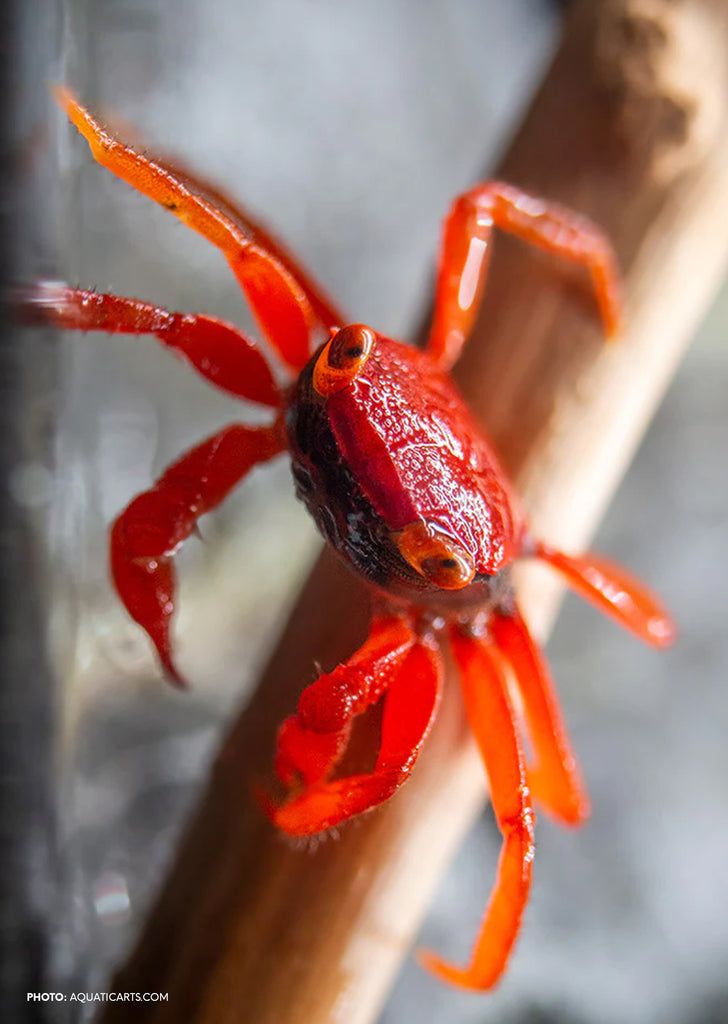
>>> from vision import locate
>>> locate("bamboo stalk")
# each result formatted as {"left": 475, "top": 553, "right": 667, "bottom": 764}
{"left": 98, "top": 3, "right": 728, "bottom": 1022}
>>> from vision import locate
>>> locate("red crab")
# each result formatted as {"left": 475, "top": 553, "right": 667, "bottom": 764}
{"left": 30, "top": 90, "right": 674, "bottom": 992}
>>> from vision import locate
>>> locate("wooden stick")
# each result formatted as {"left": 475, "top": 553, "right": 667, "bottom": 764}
{"left": 99, "top": 3, "right": 728, "bottom": 1022}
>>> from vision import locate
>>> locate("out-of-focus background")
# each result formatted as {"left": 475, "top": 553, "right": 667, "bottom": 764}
{"left": 8, "top": 1, "right": 728, "bottom": 1022}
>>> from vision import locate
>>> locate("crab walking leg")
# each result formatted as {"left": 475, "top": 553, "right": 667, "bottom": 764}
{"left": 491, "top": 607, "right": 589, "bottom": 826}
{"left": 535, "top": 542, "right": 676, "bottom": 649}
{"left": 112, "top": 423, "right": 284, "bottom": 688}
{"left": 23, "top": 283, "right": 281, "bottom": 408}
{"left": 273, "top": 615, "right": 418, "bottom": 789}
{"left": 420, "top": 629, "right": 535, "bottom": 991}
{"left": 56, "top": 89, "right": 345, "bottom": 370}
{"left": 158, "top": 157, "right": 345, "bottom": 337}
{"left": 273, "top": 641, "right": 443, "bottom": 836}
{"left": 427, "top": 181, "right": 622, "bottom": 370}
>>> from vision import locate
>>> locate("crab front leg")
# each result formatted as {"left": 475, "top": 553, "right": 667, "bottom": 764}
{"left": 489, "top": 546, "right": 675, "bottom": 824}
{"left": 56, "top": 89, "right": 344, "bottom": 371}
{"left": 427, "top": 181, "right": 622, "bottom": 370}
{"left": 271, "top": 616, "right": 443, "bottom": 835}
{"left": 535, "top": 542, "right": 675, "bottom": 649}
{"left": 419, "top": 626, "right": 535, "bottom": 992}
{"left": 112, "top": 423, "right": 285, "bottom": 687}
{"left": 493, "top": 543, "right": 674, "bottom": 821}
{"left": 22, "top": 283, "right": 282, "bottom": 407}
{"left": 491, "top": 606, "right": 589, "bottom": 826}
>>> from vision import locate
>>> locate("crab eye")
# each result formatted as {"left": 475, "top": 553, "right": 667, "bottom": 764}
{"left": 394, "top": 520, "right": 475, "bottom": 590}
{"left": 313, "top": 324, "right": 375, "bottom": 396}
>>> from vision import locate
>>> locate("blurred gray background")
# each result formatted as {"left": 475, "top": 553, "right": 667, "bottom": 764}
{"left": 15, "top": 1, "right": 728, "bottom": 1021}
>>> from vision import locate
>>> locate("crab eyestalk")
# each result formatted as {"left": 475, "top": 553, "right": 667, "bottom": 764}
{"left": 313, "top": 323, "right": 375, "bottom": 395}
{"left": 394, "top": 520, "right": 476, "bottom": 590}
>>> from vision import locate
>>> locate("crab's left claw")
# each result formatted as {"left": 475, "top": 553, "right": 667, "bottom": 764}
{"left": 269, "top": 617, "right": 442, "bottom": 835}
{"left": 535, "top": 542, "right": 676, "bottom": 649}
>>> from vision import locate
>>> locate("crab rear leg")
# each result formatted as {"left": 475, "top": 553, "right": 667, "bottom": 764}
{"left": 491, "top": 606, "right": 589, "bottom": 826}
{"left": 419, "top": 628, "right": 535, "bottom": 992}
{"left": 272, "top": 619, "right": 443, "bottom": 835}
{"left": 22, "top": 282, "right": 281, "bottom": 407}
{"left": 535, "top": 542, "right": 675, "bottom": 649}
{"left": 427, "top": 181, "right": 622, "bottom": 370}
{"left": 112, "top": 423, "right": 284, "bottom": 687}
{"left": 56, "top": 88, "right": 344, "bottom": 371}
